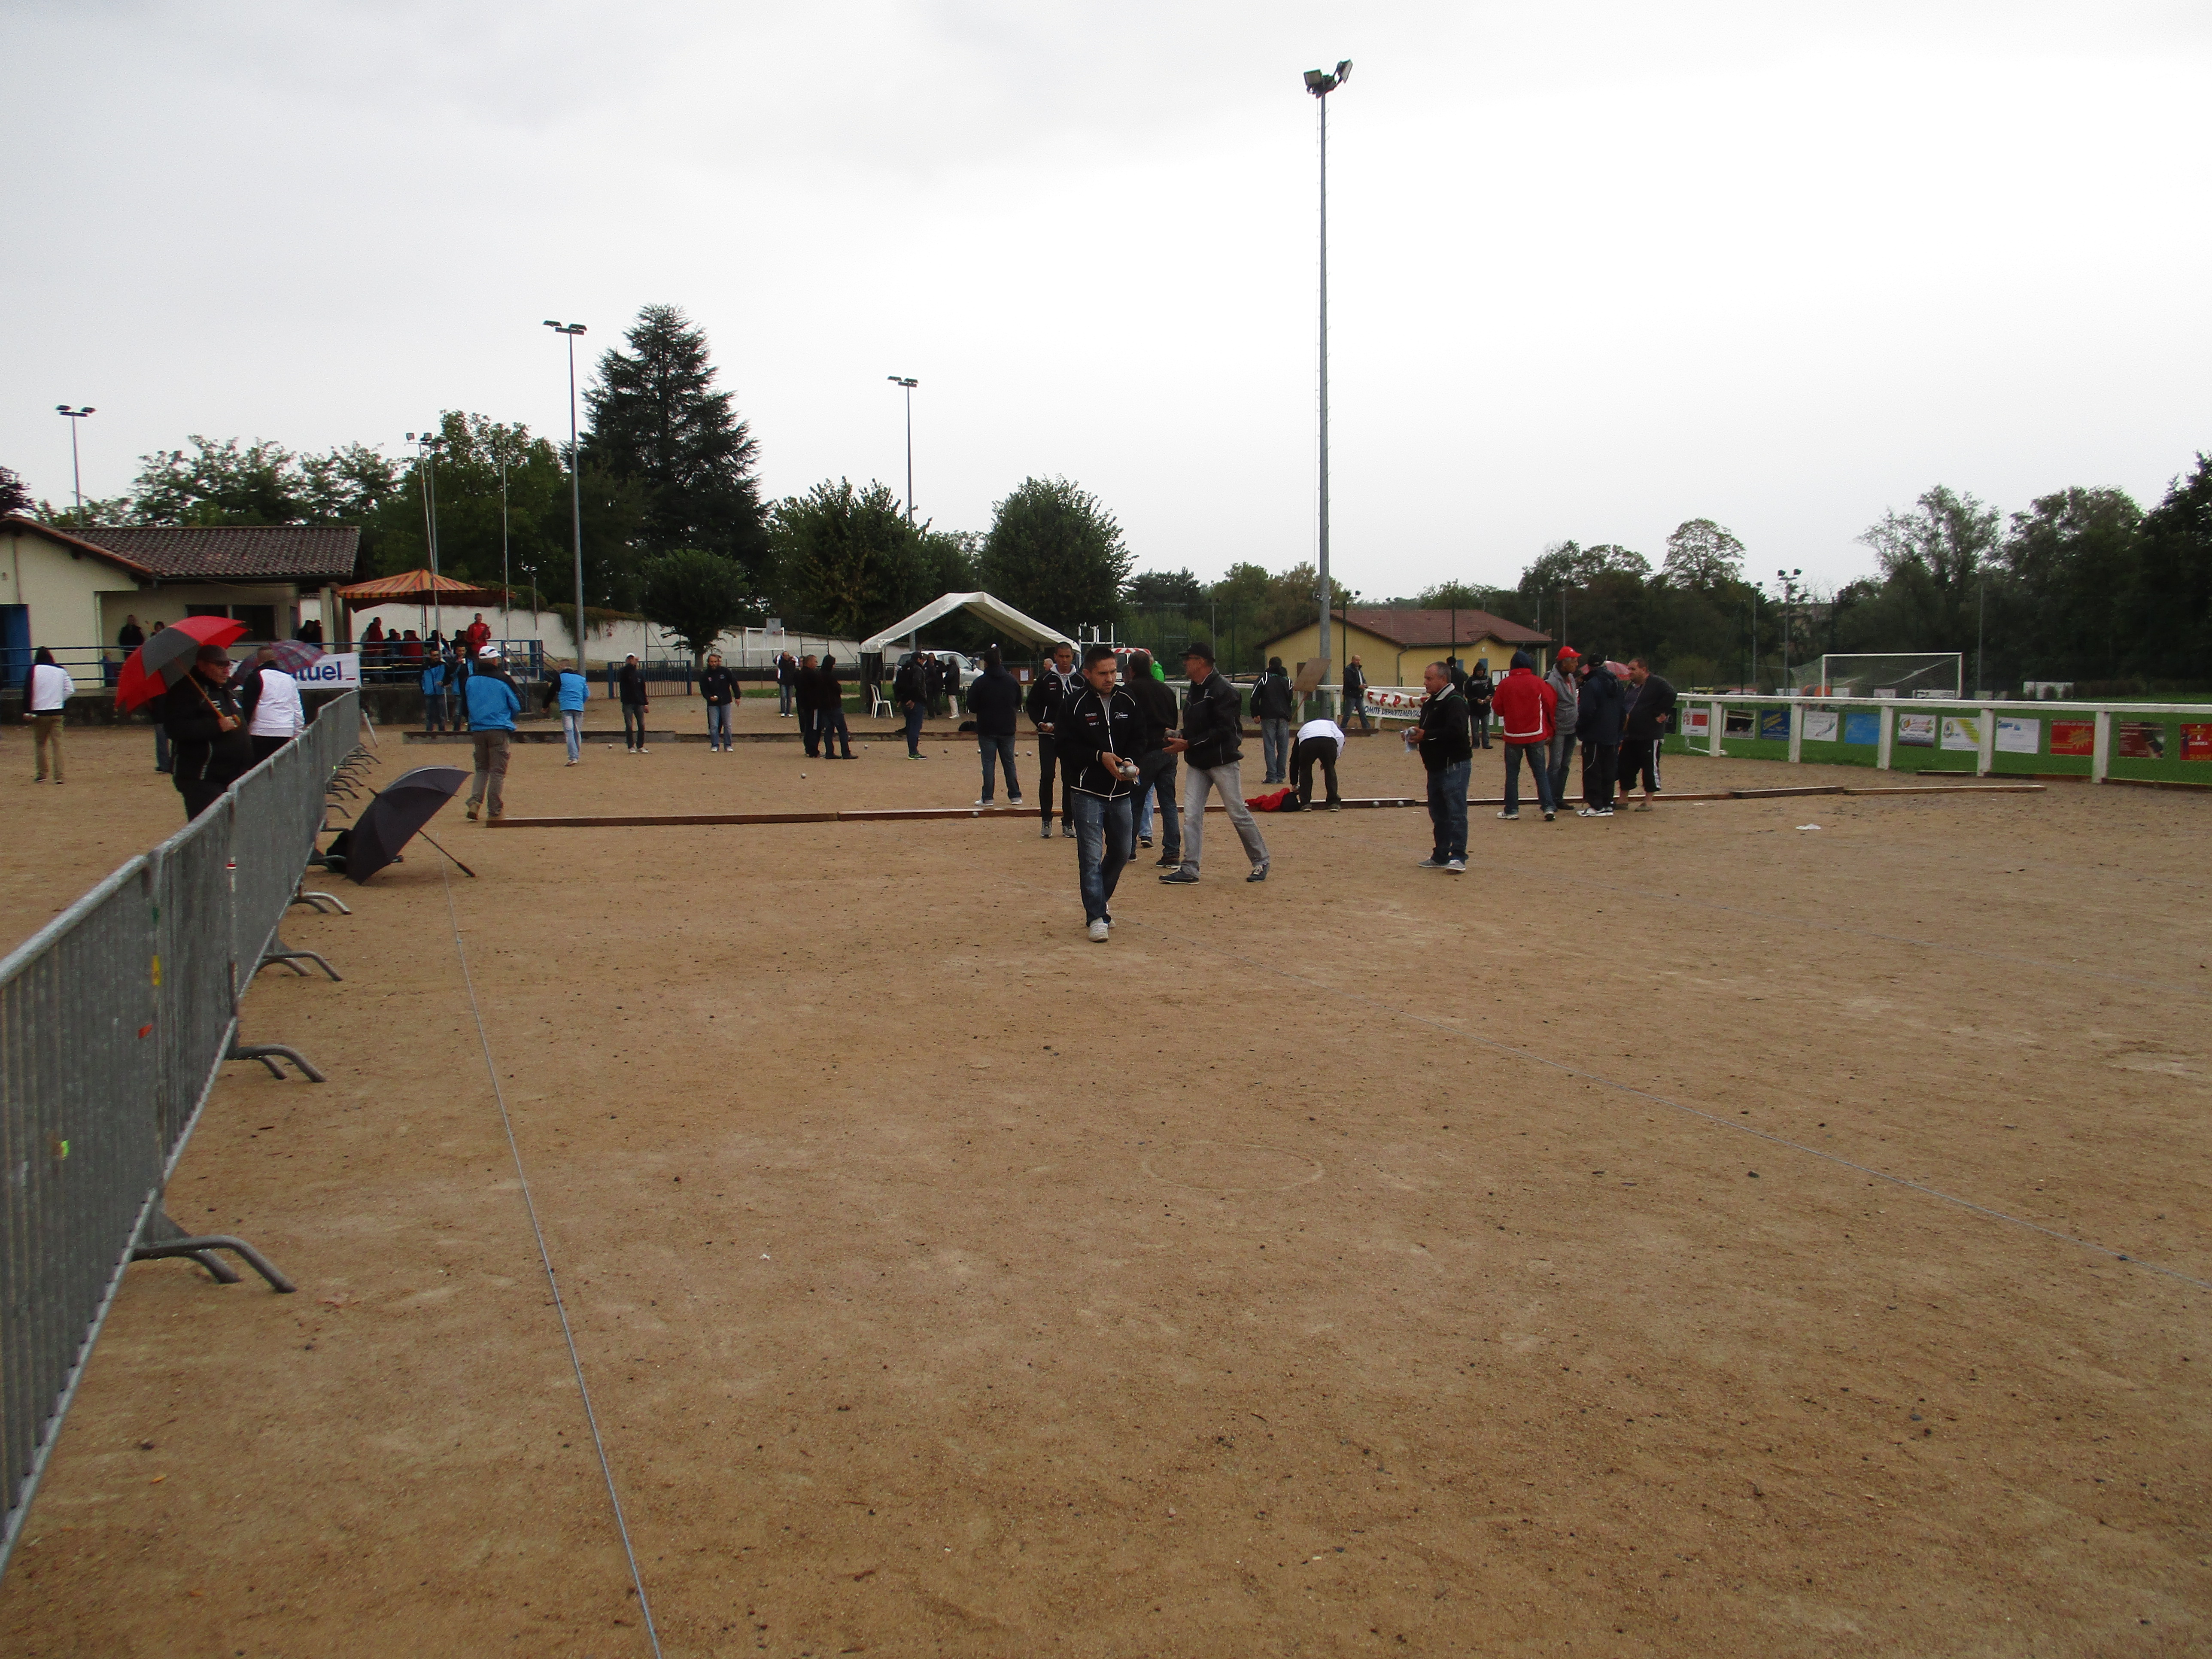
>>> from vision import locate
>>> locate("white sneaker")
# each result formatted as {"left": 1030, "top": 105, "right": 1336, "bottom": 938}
{"left": 1087, "top": 918, "right": 1110, "bottom": 942}
{"left": 638, "top": 746, "right": 649, "bottom": 754}
{"left": 1576, "top": 806, "right": 1602, "bottom": 818}
{"left": 1496, "top": 811, "right": 1519, "bottom": 820}
{"left": 974, "top": 798, "right": 992, "bottom": 806}
{"left": 1446, "top": 857, "right": 1467, "bottom": 873}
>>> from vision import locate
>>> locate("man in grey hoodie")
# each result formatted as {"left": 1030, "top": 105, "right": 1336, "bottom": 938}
{"left": 1546, "top": 647, "right": 1582, "bottom": 808}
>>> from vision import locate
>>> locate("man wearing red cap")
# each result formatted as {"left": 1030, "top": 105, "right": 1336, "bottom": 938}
{"left": 1546, "top": 648, "right": 1581, "bottom": 808}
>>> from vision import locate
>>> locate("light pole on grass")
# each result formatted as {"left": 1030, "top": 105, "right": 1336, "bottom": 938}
{"left": 1304, "top": 57, "right": 1351, "bottom": 691}
{"left": 406, "top": 429, "right": 449, "bottom": 641}
{"left": 55, "top": 405, "right": 94, "bottom": 516}
{"left": 1775, "top": 567, "right": 1802, "bottom": 692}
{"left": 544, "top": 321, "right": 589, "bottom": 678}
{"left": 887, "top": 377, "right": 918, "bottom": 526}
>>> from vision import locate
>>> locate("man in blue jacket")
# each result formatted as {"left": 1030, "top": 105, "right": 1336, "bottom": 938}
{"left": 541, "top": 658, "right": 590, "bottom": 764}
{"left": 421, "top": 650, "right": 450, "bottom": 733}
{"left": 464, "top": 647, "right": 523, "bottom": 821}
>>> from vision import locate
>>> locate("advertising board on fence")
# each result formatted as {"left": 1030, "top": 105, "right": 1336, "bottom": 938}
{"left": 1681, "top": 706, "right": 1709, "bottom": 736}
{"left": 292, "top": 653, "right": 361, "bottom": 687}
{"left": 1801, "top": 709, "right": 1839, "bottom": 743}
{"left": 1897, "top": 712, "right": 1936, "bottom": 747}
{"left": 1940, "top": 715, "right": 1981, "bottom": 751}
{"left": 1844, "top": 711, "right": 1881, "bottom": 745}
{"left": 2185, "top": 724, "right": 2212, "bottom": 762}
{"left": 1757, "top": 709, "right": 1790, "bottom": 741}
{"left": 2050, "top": 720, "right": 2094, "bottom": 756}
{"left": 2119, "top": 721, "right": 2166, "bottom": 760}
{"left": 1996, "top": 717, "right": 2040, "bottom": 754}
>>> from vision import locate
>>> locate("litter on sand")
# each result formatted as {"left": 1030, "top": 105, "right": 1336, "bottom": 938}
{"left": 1797, "top": 824, "right": 1823, "bottom": 831}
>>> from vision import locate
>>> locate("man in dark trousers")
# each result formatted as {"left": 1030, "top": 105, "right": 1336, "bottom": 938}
{"left": 1025, "top": 641, "right": 1082, "bottom": 839}
{"left": 161, "top": 645, "right": 255, "bottom": 820}
{"left": 776, "top": 651, "right": 799, "bottom": 716}
{"left": 1251, "top": 656, "right": 1297, "bottom": 784}
{"left": 617, "top": 653, "right": 650, "bottom": 752}
{"left": 795, "top": 653, "right": 823, "bottom": 755}
{"left": 966, "top": 644, "right": 1025, "bottom": 805}
{"left": 1620, "top": 657, "right": 1677, "bottom": 811}
{"left": 1465, "top": 658, "right": 1495, "bottom": 750}
{"left": 817, "top": 656, "right": 854, "bottom": 758}
{"left": 1161, "top": 641, "right": 1269, "bottom": 885}
{"left": 1490, "top": 649, "right": 1558, "bottom": 820}
{"left": 1409, "top": 660, "right": 1473, "bottom": 872}
{"left": 701, "top": 650, "right": 738, "bottom": 752}
{"left": 1341, "top": 654, "right": 1372, "bottom": 734}
{"left": 1055, "top": 644, "right": 1143, "bottom": 942}
{"left": 894, "top": 651, "right": 930, "bottom": 759}
{"left": 1289, "top": 714, "right": 1345, "bottom": 811}
{"left": 1575, "top": 654, "right": 1626, "bottom": 817}
{"left": 1124, "top": 649, "right": 1181, "bottom": 866}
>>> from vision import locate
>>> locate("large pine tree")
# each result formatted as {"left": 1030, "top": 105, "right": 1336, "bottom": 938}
{"left": 582, "top": 304, "right": 768, "bottom": 582}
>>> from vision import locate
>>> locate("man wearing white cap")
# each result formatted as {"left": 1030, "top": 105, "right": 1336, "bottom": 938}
{"left": 463, "top": 646, "right": 521, "bottom": 821}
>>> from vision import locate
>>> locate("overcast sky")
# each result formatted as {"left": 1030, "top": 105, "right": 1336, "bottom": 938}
{"left": 6, "top": 2, "right": 2208, "bottom": 597}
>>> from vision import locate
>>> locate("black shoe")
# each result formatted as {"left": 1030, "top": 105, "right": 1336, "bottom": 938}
{"left": 1155, "top": 853, "right": 1179, "bottom": 867}
{"left": 1246, "top": 863, "right": 1269, "bottom": 883}
{"left": 1161, "top": 867, "right": 1200, "bottom": 884}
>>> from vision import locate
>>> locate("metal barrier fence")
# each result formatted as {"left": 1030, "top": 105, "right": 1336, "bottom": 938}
{"left": 1, "top": 690, "right": 360, "bottom": 1578}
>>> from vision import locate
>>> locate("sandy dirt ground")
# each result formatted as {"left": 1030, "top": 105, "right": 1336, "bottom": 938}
{"left": 2, "top": 720, "right": 2207, "bottom": 1656}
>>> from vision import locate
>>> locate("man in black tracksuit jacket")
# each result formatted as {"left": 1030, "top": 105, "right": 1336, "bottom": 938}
{"left": 1161, "top": 641, "right": 1269, "bottom": 884}
{"left": 1054, "top": 644, "right": 1144, "bottom": 939}
{"left": 1124, "top": 650, "right": 1182, "bottom": 866}
{"left": 966, "top": 647, "right": 1025, "bottom": 803}
{"left": 1618, "top": 658, "right": 1677, "bottom": 810}
{"left": 1574, "top": 657, "right": 1626, "bottom": 815}
{"left": 1024, "top": 643, "right": 1083, "bottom": 839}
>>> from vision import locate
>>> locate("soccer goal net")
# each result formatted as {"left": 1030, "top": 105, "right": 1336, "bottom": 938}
{"left": 1791, "top": 653, "right": 1963, "bottom": 698}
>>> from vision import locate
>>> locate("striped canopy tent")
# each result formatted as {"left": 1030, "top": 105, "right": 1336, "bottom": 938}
{"left": 334, "top": 569, "right": 505, "bottom": 642}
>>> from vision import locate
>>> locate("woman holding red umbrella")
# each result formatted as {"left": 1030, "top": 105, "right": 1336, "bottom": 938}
{"left": 161, "top": 645, "right": 254, "bottom": 819}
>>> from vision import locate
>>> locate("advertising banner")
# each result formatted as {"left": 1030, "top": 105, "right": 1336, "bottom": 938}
{"left": 1758, "top": 709, "right": 1790, "bottom": 741}
{"left": 2049, "top": 720, "right": 2093, "bottom": 756}
{"left": 1801, "top": 709, "right": 1839, "bottom": 743}
{"left": 1897, "top": 712, "right": 1936, "bottom": 747}
{"left": 1680, "top": 706, "right": 1710, "bottom": 735}
{"left": 2183, "top": 724, "right": 2212, "bottom": 763}
{"left": 1843, "top": 711, "right": 1881, "bottom": 745}
{"left": 1995, "top": 717, "right": 2040, "bottom": 754}
{"left": 2118, "top": 721, "right": 2165, "bottom": 760}
{"left": 1725, "top": 708, "right": 1755, "bottom": 735}
{"left": 293, "top": 653, "right": 361, "bottom": 687}
{"left": 1940, "top": 716, "right": 1981, "bottom": 751}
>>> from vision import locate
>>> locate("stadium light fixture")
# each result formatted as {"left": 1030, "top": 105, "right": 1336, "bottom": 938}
{"left": 544, "top": 321, "right": 589, "bottom": 677}
{"left": 887, "top": 376, "right": 919, "bottom": 526}
{"left": 1303, "top": 58, "right": 1351, "bottom": 689}
{"left": 55, "top": 405, "right": 95, "bottom": 515}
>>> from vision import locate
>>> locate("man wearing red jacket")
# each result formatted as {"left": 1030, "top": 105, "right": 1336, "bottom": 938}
{"left": 1490, "top": 649, "right": 1559, "bottom": 821}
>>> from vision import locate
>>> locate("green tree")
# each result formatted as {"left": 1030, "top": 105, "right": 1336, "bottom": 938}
{"left": 0, "top": 465, "right": 34, "bottom": 517}
{"left": 1661, "top": 519, "right": 1746, "bottom": 589}
{"left": 769, "top": 478, "right": 928, "bottom": 639}
{"left": 641, "top": 547, "right": 757, "bottom": 664}
{"left": 1998, "top": 486, "right": 2141, "bottom": 682}
{"left": 978, "top": 477, "right": 1131, "bottom": 634}
{"left": 1126, "top": 568, "right": 1204, "bottom": 610}
{"left": 1856, "top": 486, "right": 2000, "bottom": 652}
{"left": 582, "top": 304, "right": 767, "bottom": 580}
{"left": 1415, "top": 580, "right": 1501, "bottom": 611}
{"left": 2127, "top": 455, "right": 2212, "bottom": 681}
{"left": 125, "top": 435, "right": 402, "bottom": 528}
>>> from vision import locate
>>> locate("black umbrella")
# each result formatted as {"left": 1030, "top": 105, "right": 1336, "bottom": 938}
{"left": 338, "top": 766, "right": 474, "bottom": 883}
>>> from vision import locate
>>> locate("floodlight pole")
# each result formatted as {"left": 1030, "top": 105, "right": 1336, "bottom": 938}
{"left": 546, "top": 322, "right": 589, "bottom": 674}
{"left": 888, "top": 377, "right": 918, "bottom": 525}
{"left": 1305, "top": 59, "right": 1350, "bottom": 693}
{"left": 498, "top": 438, "right": 511, "bottom": 649}
{"left": 55, "top": 406, "right": 94, "bottom": 515}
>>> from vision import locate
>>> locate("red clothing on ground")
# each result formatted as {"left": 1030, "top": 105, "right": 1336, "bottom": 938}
{"left": 1491, "top": 665, "right": 1557, "bottom": 745}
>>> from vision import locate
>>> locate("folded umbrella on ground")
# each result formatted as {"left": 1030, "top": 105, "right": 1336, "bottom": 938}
{"left": 333, "top": 765, "right": 472, "bottom": 882}
{"left": 115, "top": 615, "right": 249, "bottom": 711}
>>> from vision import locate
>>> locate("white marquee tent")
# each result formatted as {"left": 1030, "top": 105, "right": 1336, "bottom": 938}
{"left": 859, "top": 591, "right": 1074, "bottom": 655}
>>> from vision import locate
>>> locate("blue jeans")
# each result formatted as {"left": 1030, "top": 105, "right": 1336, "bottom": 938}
{"left": 707, "top": 702, "right": 732, "bottom": 749}
{"left": 1261, "top": 718, "right": 1291, "bottom": 782}
{"left": 1073, "top": 791, "right": 1133, "bottom": 924}
{"left": 778, "top": 683, "right": 794, "bottom": 715}
{"left": 1504, "top": 742, "right": 1553, "bottom": 814}
{"left": 978, "top": 734, "right": 1018, "bottom": 800}
{"left": 424, "top": 692, "right": 447, "bottom": 733}
{"left": 819, "top": 705, "right": 851, "bottom": 755}
{"left": 903, "top": 700, "right": 925, "bottom": 754}
{"left": 562, "top": 710, "right": 583, "bottom": 761}
{"left": 1549, "top": 732, "right": 1578, "bottom": 805}
{"left": 1426, "top": 759, "right": 1470, "bottom": 861}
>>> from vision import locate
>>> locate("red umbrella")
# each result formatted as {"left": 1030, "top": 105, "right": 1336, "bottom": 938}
{"left": 117, "top": 615, "right": 249, "bottom": 711}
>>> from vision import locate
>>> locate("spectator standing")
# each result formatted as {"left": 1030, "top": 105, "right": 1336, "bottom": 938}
{"left": 1466, "top": 658, "right": 1495, "bottom": 750}
{"left": 922, "top": 655, "right": 944, "bottom": 721}
{"left": 1289, "top": 714, "right": 1345, "bottom": 811}
{"left": 464, "top": 613, "right": 492, "bottom": 658}
{"left": 401, "top": 630, "right": 424, "bottom": 674}
{"left": 1251, "top": 657, "right": 1297, "bottom": 784}
{"left": 422, "top": 648, "right": 450, "bottom": 733}
{"left": 701, "top": 652, "right": 738, "bottom": 752}
{"left": 295, "top": 617, "right": 323, "bottom": 644}
{"left": 24, "top": 648, "right": 74, "bottom": 784}
{"left": 247, "top": 661, "right": 305, "bottom": 761}
{"left": 1546, "top": 648, "right": 1581, "bottom": 809}
{"left": 1575, "top": 654, "right": 1625, "bottom": 817}
{"left": 940, "top": 653, "right": 963, "bottom": 717}
{"left": 1620, "top": 658, "right": 1677, "bottom": 811}
{"left": 965, "top": 644, "right": 1024, "bottom": 805}
{"left": 542, "top": 659, "right": 590, "bottom": 764}
{"left": 617, "top": 653, "right": 650, "bottom": 753}
{"left": 463, "top": 647, "right": 521, "bottom": 821}
{"left": 161, "top": 645, "right": 253, "bottom": 819}
{"left": 776, "top": 651, "right": 799, "bottom": 717}
{"left": 117, "top": 614, "right": 145, "bottom": 653}
{"left": 1409, "top": 660, "right": 1473, "bottom": 872}
{"left": 1160, "top": 642, "right": 1269, "bottom": 885}
{"left": 1342, "top": 655, "right": 1373, "bottom": 734}
{"left": 1491, "top": 649, "right": 1558, "bottom": 820}
{"left": 1056, "top": 644, "right": 1142, "bottom": 942}
{"left": 795, "top": 653, "right": 824, "bottom": 756}
{"left": 449, "top": 647, "right": 471, "bottom": 732}
{"left": 1025, "top": 642, "right": 1083, "bottom": 839}
{"left": 149, "top": 621, "right": 173, "bottom": 774}
{"left": 1124, "top": 649, "right": 1180, "bottom": 865}
{"left": 817, "top": 656, "right": 854, "bottom": 759}
{"left": 894, "top": 652, "right": 930, "bottom": 759}
{"left": 232, "top": 643, "right": 277, "bottom": 731}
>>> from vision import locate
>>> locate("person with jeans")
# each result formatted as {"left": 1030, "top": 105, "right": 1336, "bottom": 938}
{"left": 1161, "top": 641, "right": 1269, "bottom": 885}
{"left": 1575, "top": 654, "right": 1625, "bottom": 817}
{"left": 1410, "top": 660, "right": 1473, "bottom": 872}
{"left": 894, "top": 651, "right": 929, "bottom": 759}
{"left": 421, "top": 650, "right": 450, "bottom": 733}
{"left": 1466, "top": 659, "right": 1495, "bottom": 750}
{"left": 966, "top": 644, "right": 1024, "bottom": 804}
{"left": 816, "top": 656, "right": 854, "bottom": 758}
{"left": 1342, "top": 655, "right": 1373, "bottom": 734}
{"left": 794, "top": 654, "right": 823, "bottom": 755}
{"left": 1490, "top": 649, "right": 1558, "bottom": 821}
{"left": 776, "top": 651, "right": 798, "bottom": 716}
{"left": 701, "top": 652, "right": 737, "bottom": 752}
{"left": 1025, "top": 642, "right": 1082, "bottom": 838}
{"left": 1125, "top": 649, "right": 1181, "bottom": 865}
{"left": 1055, "top": 644, "right": 1142, "bottom": 942}
{"left": 616, "top": 654, "right": 650, "bottom": 752}
{"left": 542, "top": 659, "right": 590, "bottom": 764}
{"left": 1546, "top": 647, "right": 1581, "bottom": 808}
{"left": 464, "top": 648, "right": 522, "bottom": 820}
{"left": 1289, "top": 714, "right": 1345, "bottom": 810}
{"left": 24, "top": 648, "right": 74, "bottom": 783}
{"left": 1250, "top": 656, "right": 1297, "bottom": 783}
